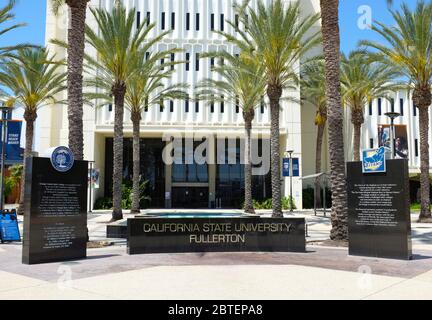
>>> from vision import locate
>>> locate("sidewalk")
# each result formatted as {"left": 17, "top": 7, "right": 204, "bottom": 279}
{"left": 0, "top": 210, "right": 430, "bottom": 300}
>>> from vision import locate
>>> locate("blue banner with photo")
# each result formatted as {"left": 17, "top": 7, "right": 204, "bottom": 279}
{"left": 0, "top": 121, "right": 23, "bottom": 161}
{"left": 282, "top": 158, "right": 300, "bottom": 177}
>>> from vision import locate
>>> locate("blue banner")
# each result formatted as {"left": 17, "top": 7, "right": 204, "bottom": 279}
{"left": 362, "top": 147, "right": 386, "bottom": 174}
{"left": 0, "top": 121, "right": 23, "bottom": 161}
{"left": 0, "top": 210, "right": 20, "bottom": 242}
{"left": 283, "top": 158, "right": 300, "bottom": 177}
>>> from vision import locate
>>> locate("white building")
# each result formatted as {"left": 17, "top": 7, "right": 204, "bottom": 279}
{"left": 40, "top": 0, "right": 323, "bottom": 210}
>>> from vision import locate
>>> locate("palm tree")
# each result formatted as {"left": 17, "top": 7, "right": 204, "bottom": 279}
{"left": 84, "top": 4, "right": 171, "bottom": 221}
{"left": 319, "top": 0, "right": 349, "bottom": 240}
{"left": 125, "top": 52, "right": 188, "bottom": 213}
{"left": 361, "top": 1, "right": 432, "bottom": 222}
{"left": 0, "top": 48, "right": 66, "bottom": 215}
{"left": 196, "top": 51, "right": 266, "bottom": 214}
{"left": 228, "top": 0, "right": 320, "bottom": 217}
{"left": 340, "top": 51, "right": 402, "bottom": 161}
{"left": 319, "top": 0, "right": 394, "bottom": 239}
{"left": 51, "top": 0, "right": 90, "bottom": 160}
{"left": 301, "top": 59, "right": 327, "bottom": 207}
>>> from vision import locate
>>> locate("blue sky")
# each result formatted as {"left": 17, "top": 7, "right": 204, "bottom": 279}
{"left": 0, "top": 0, "right": 418, "bottom": 52}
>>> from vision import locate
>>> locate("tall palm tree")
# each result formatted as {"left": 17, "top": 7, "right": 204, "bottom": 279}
{"left": 319, "top": 0, "right": 394, "bottom": 239}
{"left": 361, "top": 1, "right": 432, "bottom": 222}
{"left": 196, "top": 51, "right": 266, "bottom": 214}
{"left": 51, "top": 0, "right": 90, "bottom": 160}
{"left": 85, "top": 4, "right": 170, "bottom": 221}
{"left": 301, "top": 59, "right": 327, "bottom": 207}
{"left": 227, "top": 0, "right": 320, "bottom": 217}
{"left": 319, "top": 0, "right": 349, "bottom": 240}
{"left": 125, "top": 52, "right": 187, "bottom": 213}
{"left": 340, "top": 51, "right": 402, "bottom": 161}
{"left": 0, "top": 48, "right": 66, "bottom": 215}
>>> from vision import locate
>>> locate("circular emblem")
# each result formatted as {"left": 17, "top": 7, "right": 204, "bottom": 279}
{"left": 50, "top": 146, "right": 74, "bottom": 172}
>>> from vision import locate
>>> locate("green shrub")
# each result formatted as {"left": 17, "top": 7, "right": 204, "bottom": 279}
{"left": 94, "top": 180, "right": 152, "bottom": 210}
{"left": 94, "top": 197, "right": 113, "bottom": 210}
{"left": 246, "top": 197, "right": 296, "bottom": 210}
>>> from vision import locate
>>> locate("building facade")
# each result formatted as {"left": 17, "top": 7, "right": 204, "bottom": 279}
{"left": 40, "top": 0, "right": 321, "bottom": 209}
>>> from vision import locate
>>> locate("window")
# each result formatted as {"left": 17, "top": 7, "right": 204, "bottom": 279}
{"left": 235, "top": 14, "right": 239, "bottom": 28}
{"left": 220, "top": 96, "right": 224, "bottom": 113}
{"left": 210, "top": 57, "right": 215, "bottom": 68}
{"left": 369, "top": 138, "right": 374, "bottom": 149}
{"left": 400, "top": 98, "right": 404, "bottom": 116}
{"left": 211, "top": 14, "right": 215, "bottom": 31}
{"left": 220, "top": 14, "right": 224, "bottom": 31}
{"left": 195, "top": 101, "right": 199, "bottom": 113}
{"left": 391, "top": 98, "right": 395, "bottom": 112}
{"left": 260, "top": 97, "right": 265, "bottom": 114}
{"left": 170, "top": 53, "right": 175, "bottom": 71}
{"left": 108, "top": 104, "right": 113, "bottom": 112}
{"left": 210, "top": 101, "right": 214, "bottom": 113}
{"left": 145, "top": 52, "right": 150, "bottom": 61}
{"left": 146, "top": 12, "right": 150, "bottom": 26}
{"left": 244, "top": 14, "right": 249, "bottom": 30}
{"left": 171, "top": 13, "right": 175, "bottom": 30}
{"left": 195, "top": 53, "right": 200, "bottom": 71}
{"left": 144, "top": 98, "right": 149, "bottom": 112}
{"left": 160, "top": 59, "right": 164, "bottom": 71}
{"left": 414, "top": 105, "right": 417, "bottom": 116}
{"left": 136, "top": 11, "right": 141, "bottom": 28}
{"left": 378, "top": 98, "right": 382, "bottom": 115}
{"left": 170, "top": 100, "right": 174, "bottom": 113}
{"left": 186, "top": 13, "right": 190, "bottom": 30}
{"left": 196, "top": 13, "right": 200, "bottom": 31}
{"left": 186, "top": 53, "right": 190, "bottom": 71}
{"left": 415, "top": 139, "right": 419, "bottom": 157}
{"left": 368, "top": 101, "right": 373, "bottom": 115}
{"left": 161, "top": 12, "right": 165, "bottom": 30}
{"left": 185, "top": 98, "right": 189, "bottom": 113}
{"left": 160, "top": 102, "right": 164, "bottom": 113}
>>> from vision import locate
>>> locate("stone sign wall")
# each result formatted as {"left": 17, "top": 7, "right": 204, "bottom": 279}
{"left": 128, "top": 217, "right": 306, "bottom": 254}
{"left": 22, "top": 157, "right": 88, "bottom": 264}
{"left": 347, "top": 159, "right": 412, "bottom": 260}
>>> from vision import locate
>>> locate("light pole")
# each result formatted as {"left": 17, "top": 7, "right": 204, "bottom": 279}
{"left": 384, "top": 112, "right": 401, "bottom": 159}
{"left": 0, "top": 104, "right": 12, "bottom": 212}
{"left": 285, "top": 150, "right": 294, "bottom": 212}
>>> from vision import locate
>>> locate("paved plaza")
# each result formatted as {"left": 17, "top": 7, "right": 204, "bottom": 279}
{"left": 0, "top": 210, "right": 431, "bottom": 300}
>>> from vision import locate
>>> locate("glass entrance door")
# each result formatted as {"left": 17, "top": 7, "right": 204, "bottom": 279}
{"left": 172, "top": 187, "right": 209, "bottom": 208}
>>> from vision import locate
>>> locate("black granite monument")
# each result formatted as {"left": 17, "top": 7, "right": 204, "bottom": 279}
{"left": 347, "top": 159, "right": 412, "bottom": 260}
{"left": 128, "top": 217, "right": 306, "bottom": 254}
{"left": 22, "top": 156, "right": 88, "bottom": 264}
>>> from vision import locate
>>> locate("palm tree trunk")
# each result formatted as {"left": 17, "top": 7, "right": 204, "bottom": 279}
{"left": 17, "top": 110, "right": 37, "bottom": 215}
{"left": 66, "top": 0, "right": 89, "bottom": 161}
{"left": 243, "top": 113, "right": 255, "bottom": 214}
{"left": 351, "top": 108, "right": 364, "bottom": 162}
{"left": 352, "top": 123, "right": 362, "bottom": 162}
{"left": 418, "top": 106, "right": 432, "bottom": 221}
{"left": 315, "top": 122, "right": 325, "bottom": 208}
{"left": 111, "top": 83, "right": 126, "bottom": 221}
{"left": 131, "top": 111, "right": 141, "bottom": 214}
{"left": 320, "top": 0, "right": 348, "bottom": 241}
{"left": 267, "top": 85, "right": 283, "bottom": 217}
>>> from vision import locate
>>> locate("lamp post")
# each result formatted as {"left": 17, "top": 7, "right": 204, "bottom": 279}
{"left": 384, "top": 112, "right": 401, "bottom": 159}
{"left": 0, "top": 104, "right": 12, "bottom": 212}
{"left": 285, "top": 150, "right": 294, "bottom": 212}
